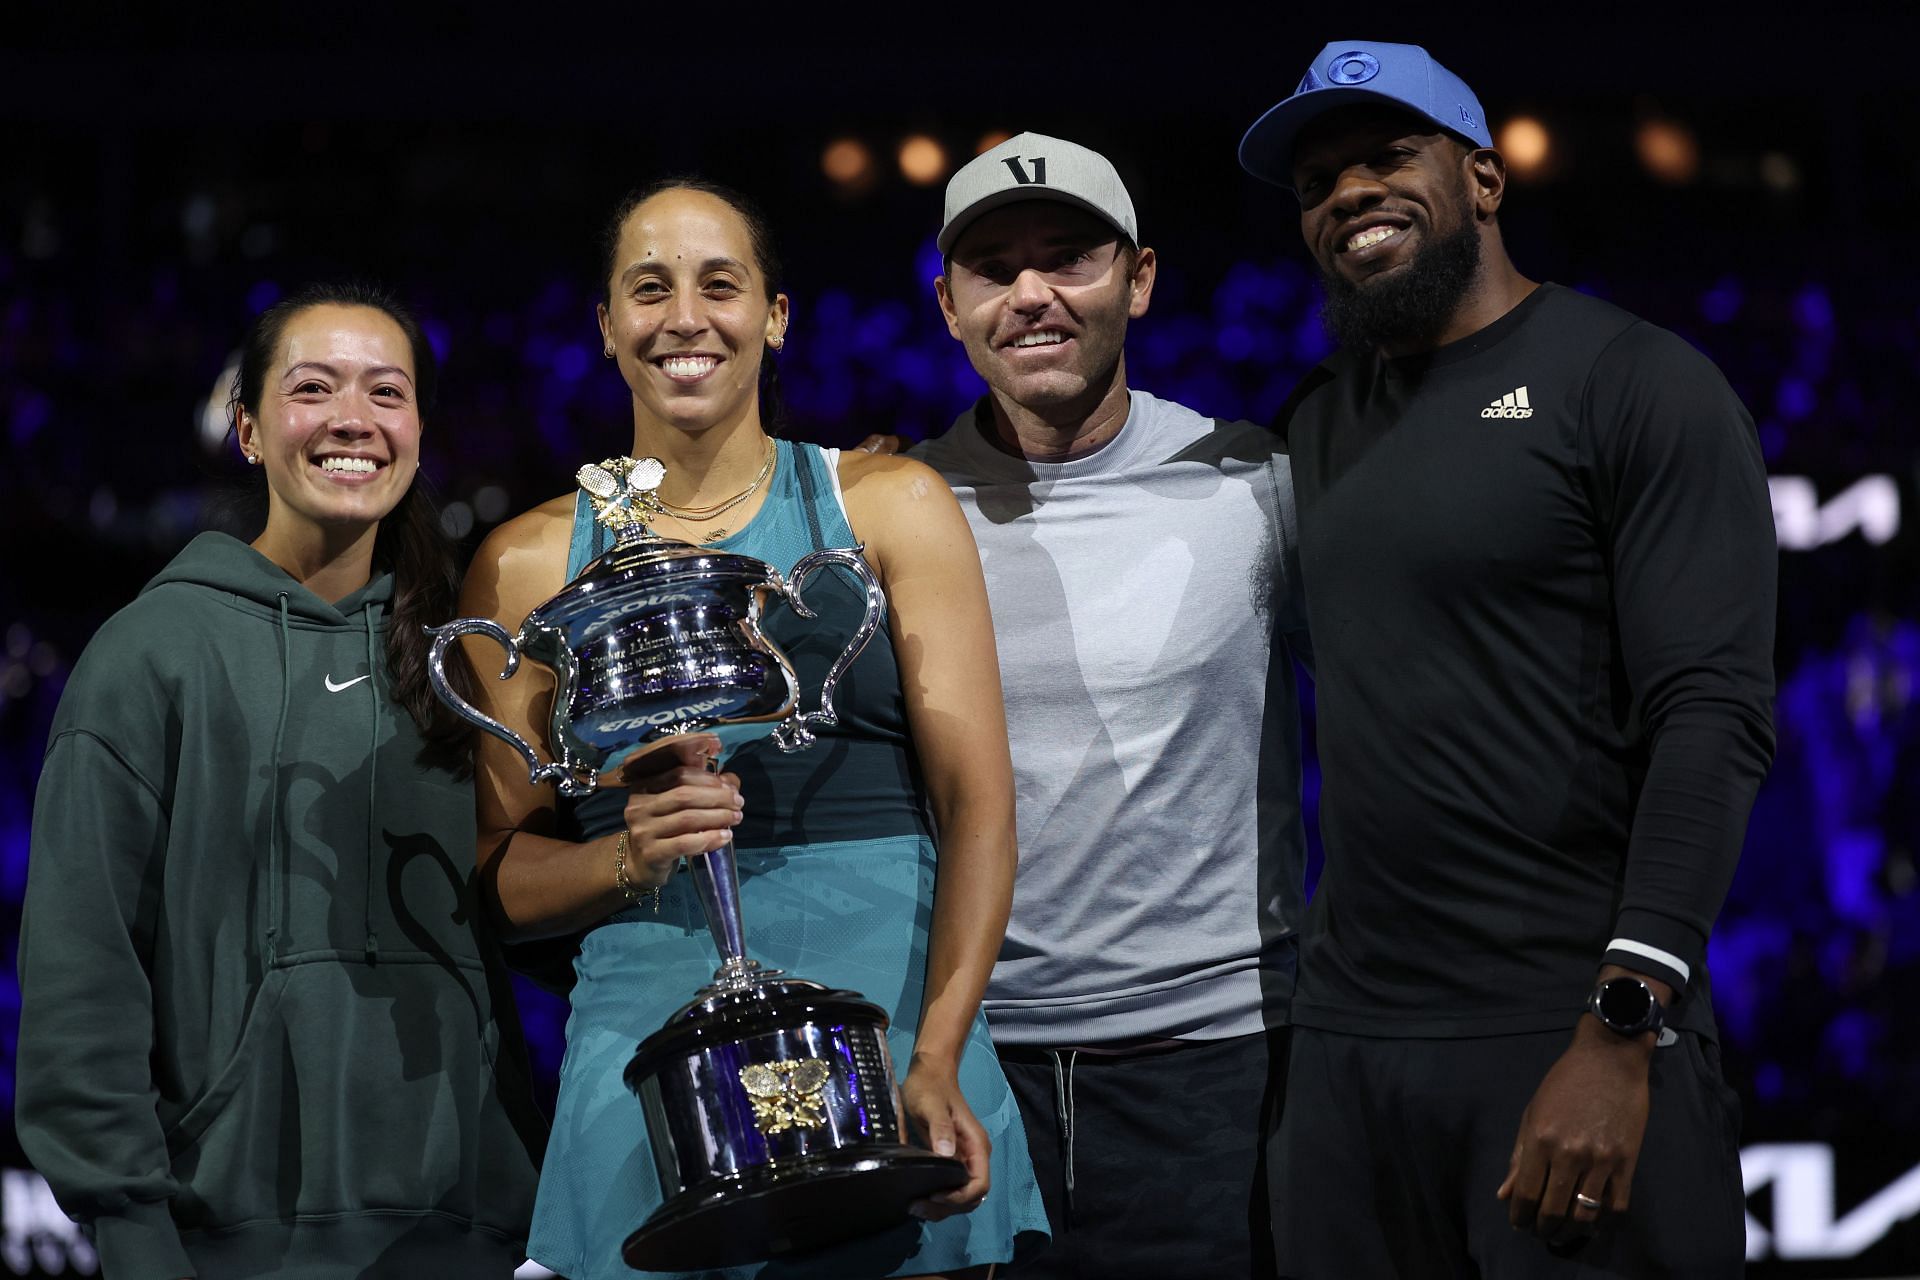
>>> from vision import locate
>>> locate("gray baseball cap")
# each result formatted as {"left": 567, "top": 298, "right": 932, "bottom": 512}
{"left": 938, "top": 132, "right": 1138, "bottom": 256}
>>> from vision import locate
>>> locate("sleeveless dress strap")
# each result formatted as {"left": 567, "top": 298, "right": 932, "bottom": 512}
{"left": 565, "top": 489, "right": 612, "bottom": 583}
{"left": 790, "top": 440, "right": 829, "bottom": 549}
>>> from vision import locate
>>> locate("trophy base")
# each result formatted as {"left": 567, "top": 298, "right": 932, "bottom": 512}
{"left": 621, "top": 1146, "right": 969, "bottom": 1269}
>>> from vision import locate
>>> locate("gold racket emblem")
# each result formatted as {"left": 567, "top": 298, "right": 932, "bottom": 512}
{"left": 575, "top": 456, "right": 668, "bottom": 537}
{"left": 740, "top": 1059, "right": 833, "bottom": 1135}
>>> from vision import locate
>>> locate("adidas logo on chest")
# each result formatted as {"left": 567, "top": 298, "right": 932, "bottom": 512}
{"left": 1481, "top": 385, "right": 1534, "bottom": 419}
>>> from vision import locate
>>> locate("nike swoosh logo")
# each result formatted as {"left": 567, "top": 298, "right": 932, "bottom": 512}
{"left": 325, "top": 674, "right": 372, "bottom": 693}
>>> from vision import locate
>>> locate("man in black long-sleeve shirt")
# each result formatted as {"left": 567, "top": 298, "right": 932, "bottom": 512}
{"left": 1240, "top": 41, "right": 1774, "bottom": 1278}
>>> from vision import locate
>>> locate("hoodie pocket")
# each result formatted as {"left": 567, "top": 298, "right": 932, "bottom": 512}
{"left": 164, "top": 956, "right": 537, "bottom": 1238}
{"left": 162, "top": 973, "right": 294, "bottom": 1158}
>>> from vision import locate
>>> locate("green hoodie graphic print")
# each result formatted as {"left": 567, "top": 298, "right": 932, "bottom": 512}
{"left": 17, "top": 532, "right": 542, "bottom": 1280}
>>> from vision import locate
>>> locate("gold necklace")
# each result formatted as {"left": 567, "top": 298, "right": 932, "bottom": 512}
{"left": 659, "top": 437, "right": 776, "bottom": 520}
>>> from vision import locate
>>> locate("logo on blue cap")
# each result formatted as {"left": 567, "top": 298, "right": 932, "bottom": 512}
{"left": 1326, "top": 52, "right": 1381, "bottom": 85}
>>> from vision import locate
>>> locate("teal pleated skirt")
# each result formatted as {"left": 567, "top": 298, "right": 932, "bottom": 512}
{"left": 526, "top": 834, "right": 1050, "bottom": 1280}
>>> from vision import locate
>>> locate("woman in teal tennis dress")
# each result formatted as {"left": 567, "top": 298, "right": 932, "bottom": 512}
{"left": 459, "top": 179, "right": 1048, "bottom": 1279}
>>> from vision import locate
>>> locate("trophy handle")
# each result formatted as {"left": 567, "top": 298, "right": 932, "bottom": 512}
{"left": 771, "top": 545, "right": 886, "bottom": 752}
{"left": 427, "top": 619, "right": 593, "bottom": 795}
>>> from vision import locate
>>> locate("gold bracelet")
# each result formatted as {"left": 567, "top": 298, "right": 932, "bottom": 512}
{"left": 614, "top": 831, "right": 663, "bottom": 914}
{"left": 614, "top": 831, "right": 640, "bottom": 902}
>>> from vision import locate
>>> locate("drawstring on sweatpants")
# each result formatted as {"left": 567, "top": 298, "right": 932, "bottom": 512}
{"left": 1050, "top": 1048, "right": 1080, "bottom": 1226}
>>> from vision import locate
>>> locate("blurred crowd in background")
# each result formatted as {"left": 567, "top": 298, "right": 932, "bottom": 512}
{"left": 4, "top": 20, "right": 1920, "bottom": 1270}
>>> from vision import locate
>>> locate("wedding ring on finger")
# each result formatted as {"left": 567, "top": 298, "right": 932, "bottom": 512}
{"left": 1573, "top": 1192, "right": 1602, "bottom": 1211}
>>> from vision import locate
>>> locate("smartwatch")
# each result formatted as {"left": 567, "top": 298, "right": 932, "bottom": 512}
{"left": 1587, "top": 975, "right": 1666, "bottom": 1039}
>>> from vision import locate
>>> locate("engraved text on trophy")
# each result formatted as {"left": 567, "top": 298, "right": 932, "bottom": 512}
{"left": 569, "top": 603, "right": 784, "bottom": 749}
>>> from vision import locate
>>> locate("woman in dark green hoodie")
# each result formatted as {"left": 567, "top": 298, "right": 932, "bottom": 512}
{"left": 16, "top": 283, "right": 543, "bottom": 1278}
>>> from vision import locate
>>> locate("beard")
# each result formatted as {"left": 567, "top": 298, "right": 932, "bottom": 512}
{"left": 1317, "top": 210, "right": 1482, "bottom": 353}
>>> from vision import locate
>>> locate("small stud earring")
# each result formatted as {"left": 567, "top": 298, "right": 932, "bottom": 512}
{"left": 769, "top": 335, "right": 785, "bottom": 351}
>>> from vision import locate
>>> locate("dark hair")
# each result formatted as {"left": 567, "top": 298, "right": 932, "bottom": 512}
{"left": 228, "top": 281, "right": 473, "bottom": 764}
{"left": 599, "top": 176, "right": 788, "bottom": 435}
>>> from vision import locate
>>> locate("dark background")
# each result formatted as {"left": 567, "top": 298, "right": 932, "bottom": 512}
{"left": 4, "top": 12, "right": 1919, "bottom": 1275}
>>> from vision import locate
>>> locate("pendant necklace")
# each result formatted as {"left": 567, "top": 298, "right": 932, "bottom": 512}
{"left": 660, "top": 437, "right": 777, "bottom": 543}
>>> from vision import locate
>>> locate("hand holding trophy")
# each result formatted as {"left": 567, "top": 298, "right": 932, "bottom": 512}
{"left": 427, "top": 456, "right": 967, "bottom": 1268}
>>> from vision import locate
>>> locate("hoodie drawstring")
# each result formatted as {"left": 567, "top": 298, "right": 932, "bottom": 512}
{"left": 264, "top": 593, "right": 293, "bottom": 968}
{"left": 362, "top": 605, "right": 382, "bottom": 963}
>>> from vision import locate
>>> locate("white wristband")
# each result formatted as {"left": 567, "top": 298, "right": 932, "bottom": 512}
{"left": 1605, "top": 937, "right": 1690, "bottom": 985}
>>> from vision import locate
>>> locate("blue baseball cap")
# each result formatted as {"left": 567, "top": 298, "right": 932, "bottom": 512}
{"left": 1239, "top": 41, "right": 1492, "bottom": 190}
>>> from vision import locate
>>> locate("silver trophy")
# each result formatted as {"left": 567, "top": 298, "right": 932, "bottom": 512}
{"left": 426, "top": 456, "right": 966, "bottom": 1268}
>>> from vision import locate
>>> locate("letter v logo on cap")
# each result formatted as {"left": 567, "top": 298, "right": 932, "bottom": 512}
{"left": 1002, "top": 156, "right": 1048, "bottom": 185}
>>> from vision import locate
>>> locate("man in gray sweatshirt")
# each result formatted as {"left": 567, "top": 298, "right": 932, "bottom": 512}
{"left": 909, "top": 133, "right": 1312, "bottom": 1278}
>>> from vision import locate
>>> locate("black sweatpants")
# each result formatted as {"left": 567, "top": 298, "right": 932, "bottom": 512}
{"left": 1271, "top": 1026, "right": 1746, "bottom": 1279}
{"left": 997, "top": 1029, "right": 1287, "bottom": 1280}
